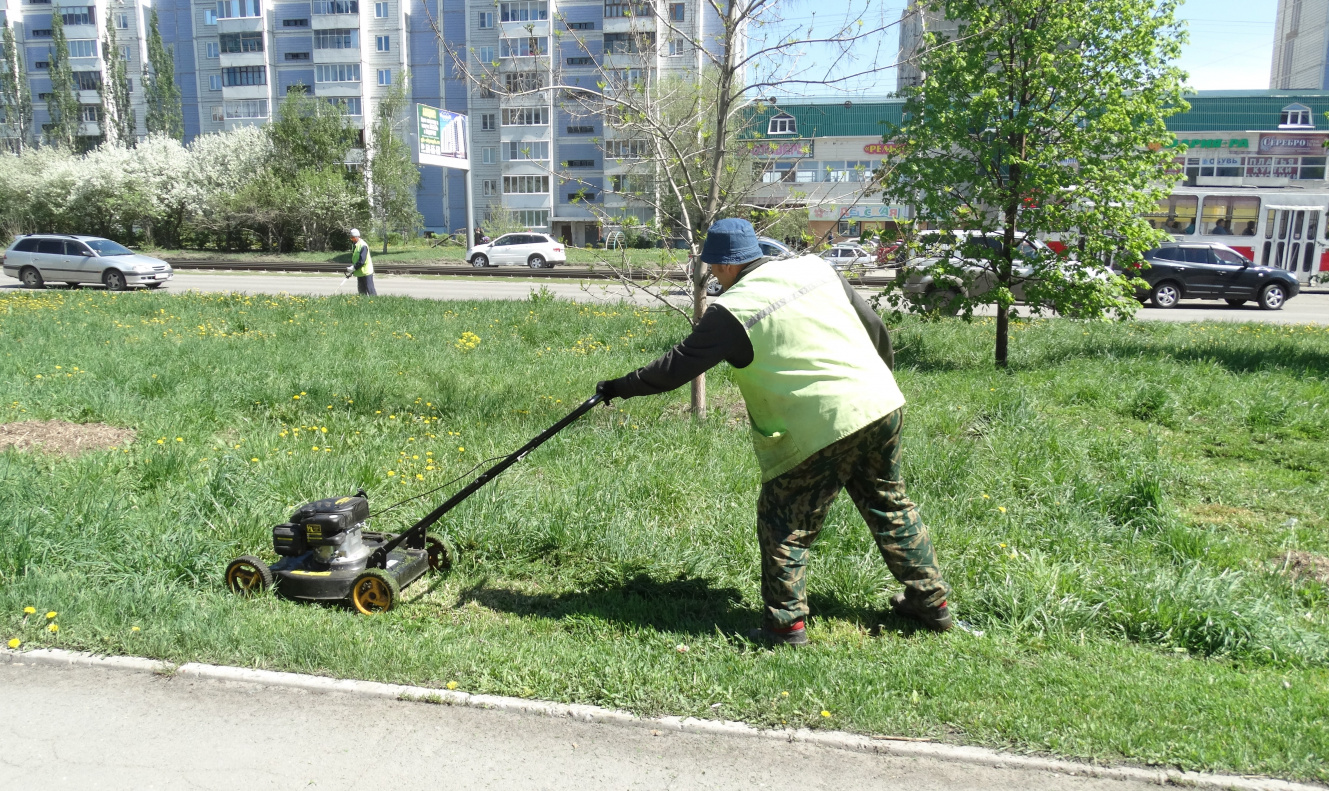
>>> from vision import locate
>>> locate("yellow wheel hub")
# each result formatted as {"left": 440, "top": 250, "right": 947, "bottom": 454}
{"left": 228, "top": 564, "right": 262, "bottom": 593}
{"left": 352, "top": 576, "right": 393, "bottom": 614}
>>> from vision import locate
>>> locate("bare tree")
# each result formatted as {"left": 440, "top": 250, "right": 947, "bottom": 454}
{"left": 443, "top": 0, "right": 906, "bottom": 416}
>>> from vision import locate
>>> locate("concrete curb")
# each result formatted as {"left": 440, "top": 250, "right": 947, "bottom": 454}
{"left": 2, "top": 647, "right": 1319, "bottom": 791}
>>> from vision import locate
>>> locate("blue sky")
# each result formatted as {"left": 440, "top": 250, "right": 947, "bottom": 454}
{"left": 763, "top": 0, "right": 1278, "bottom": 97}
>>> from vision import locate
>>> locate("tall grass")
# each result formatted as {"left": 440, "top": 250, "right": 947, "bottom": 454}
{"left": 1, "top": 289, "right": 1327, "bottom": 779}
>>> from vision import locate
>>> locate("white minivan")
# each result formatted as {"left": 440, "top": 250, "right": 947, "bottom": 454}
{"left": 2, "top": 234, "right": 174, "bottom": 290}
{"left": 466, "top": 233, "right": 566, "bottom": 269}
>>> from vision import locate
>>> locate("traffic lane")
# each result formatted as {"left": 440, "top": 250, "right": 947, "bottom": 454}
{"left": 0, "top": 660, "right": 1174, "bottom": 791}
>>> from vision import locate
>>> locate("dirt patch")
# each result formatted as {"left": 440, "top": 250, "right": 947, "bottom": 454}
{"left": 0, "top": 420, "right": 135, "bottom": 457}
{"left": 1277, "top": 550, "right": 1329, "bottom": 584}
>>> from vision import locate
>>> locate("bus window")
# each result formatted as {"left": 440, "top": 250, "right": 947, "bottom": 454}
{"left": 1145, "top": 195, "right": 1197, "bottom": 234}
{"left": 1200, "top": 196, "right": 1259, "bottom": 236}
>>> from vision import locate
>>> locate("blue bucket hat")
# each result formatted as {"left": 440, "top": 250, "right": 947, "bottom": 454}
{"left": 700, "top": 218, "right": 763, "bottom": 265}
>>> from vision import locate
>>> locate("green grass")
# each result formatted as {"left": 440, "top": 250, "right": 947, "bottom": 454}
{"left": 1, "top": 289, "right": 1327, "bottom": 780}
{"left": 141, "top": 242, "right": 687, "bottom": 269}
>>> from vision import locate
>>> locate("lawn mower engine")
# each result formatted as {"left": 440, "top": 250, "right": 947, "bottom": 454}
{"left": 225, "top": 491, "right": 448, "bottom": 614}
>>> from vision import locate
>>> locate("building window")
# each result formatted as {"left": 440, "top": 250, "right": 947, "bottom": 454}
{"left": 667, "top": 38, "right": 686, "bottom": 56}
{"left": 212, "top": 105, "right": 225, "bottom": 122}
{"left": 67, "top": 39, "right": 97, "bottom": 57}
{"left": 503, "top": 175, "right": 550, "bottom": 193}
{"left": 73, "top": 71, "right": 101, "bottom": 90}
{"left": 502, "top": 107, "right": 547, "bottom": 126}
{"left": 767, "top": 112, "right": 796, "bottom": 135}
{"left": 316, "top": 63, "right": 360, "bottom": 82}
{"left": 209, "top": 74, "right": 222, "bottom": 90}
{"left": 283, "top": 17, "right": 309, "bottom": 26}
{"left": 59, "top": 7, "right": 95, "bottom": 25}
{"left": 504, "top": 71, "right": 545, "bottom": 92}
{"left": 79, "top": 105, "right": 102, "bottom": 122}
{"left": 477, "top": 10, "right": 493, "bottom": 28}
{"left": 610, "top": 68, "right": 643, "bottom": 88}
{"left": 500, "top": 1, "right": 547, "bottom": 21}
{"left": 512, "top": 210, "right": 549, "bottom": 228}
{"left": 603, "top": 139, "right": 647, "bottom": 158}
{"left": 216, "top": 0, "right": 262, "bottom": 19}
{"left": 566, "top": 21, "right": 594, "bottom": 30}
{"left": 374, "top": 1, "right": 388, "bottom": 16}
{"left": 603, "top": 32, "right": 654, "bottom": 54}
{"left": 315, "top": 29, "right": 360, "bottom": 48}
{"left": 312, "top": 0, "right": 358, "bottom": 14}
{"left": 609, "top": 174, "right": 650, "bottom": 193}
{"left": 500, "top": 36, "right": 548, "bottom": 57}
{"left": 222, "top": 65, "right": 266, "bottom": 86}
{"left": 668, "top": 2, "right": 683, "bottom": 21}
{"left": 204, "top": 9, "right": 217, "bottom": 24}
{"left": 505, "top": 140, "right": 549, "bottom": 160}
{"left": 1280, "top": 103, "right": 1313, "bottom": 129}
{"left": 482, "top": 147, "right": 496, "bottom": 164}
{"left": 477, "top": 45, "right": 495, "bottom": 62}
{"left": 30, "top": 30, "right": 53, "bottom": 38}
{"left": 324, "top": 96, "right": 362, "bottom": 115}
{"left": 604, "top": 2, "right": 651, "bottom": 18}
{"left": 284, "top": 51, "right": 311, "bottom": 60}
{"left": 483, "top": 179, "right": 499, "bottom": 196}
{"left": 287, "top": 83, "right": 311, "bottom": 94}
{"left": 837, "top": 220, "right": 861, "bottom": 237}
{"left": 119, "top": 45, "right": 130, "bottom": 61}
{"left": 377, "top": 68, "right": 392, "bottom": 85}
{"left": 33, "top": 60, "right": 50, "bottom": 69}
{"left": 225, "top": 99, "right": 269, "bottom": 118}
{"left": 566, "top": 56, "right": 592, "bottom": 65}
{"left": 566, "top": 159, "right": 594, "bottom": 167}
{"left": 206, "top": 41, "right": 219, "bottom": 58}
{"left": 116, "top": 12, "right": 129, "bottom": 29}
{"left": 567, "top": 125, "right": 593, "bottom": 133}
{"left": 374, "top": 34, "right": 389, "bottom": 51}
{"left": 480, "top": 112, "right": 495, "bottom": 130}
{"left": 219, "top": 32, "right": 264, "bottom": 53}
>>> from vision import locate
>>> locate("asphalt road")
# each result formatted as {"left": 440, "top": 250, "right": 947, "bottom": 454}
{"left": 5, "top": 271, "right": 1328, "bottom": 323}
{"left": 0, "top": 660, "right": 1175, "bottom": 791}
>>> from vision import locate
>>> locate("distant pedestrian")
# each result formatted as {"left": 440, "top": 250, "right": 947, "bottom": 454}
{"left": 347, "top": 229, "right": 376, "bottom": 295}
{"left": 474, "top": 226, "right": 485, "bottom": 246}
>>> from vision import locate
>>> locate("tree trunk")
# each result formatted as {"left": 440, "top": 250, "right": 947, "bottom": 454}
{"left": 689, "top": 253, "right": 708, "bottom": 418}
{"left": 995, "top": 304, "right": 1009, "bottom": 368}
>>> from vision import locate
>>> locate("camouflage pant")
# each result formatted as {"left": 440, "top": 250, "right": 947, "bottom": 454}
{"left": 757, "top": 408, "right": 950, "bottom": 628}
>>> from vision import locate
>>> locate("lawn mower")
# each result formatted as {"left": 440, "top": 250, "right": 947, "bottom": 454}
{"left": 224, "top": 393, "right": 604, "bottom": 614}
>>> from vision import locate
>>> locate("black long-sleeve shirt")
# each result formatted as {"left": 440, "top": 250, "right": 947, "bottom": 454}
{"left": 611, "top": 258, "right": 894, "bottom": 399}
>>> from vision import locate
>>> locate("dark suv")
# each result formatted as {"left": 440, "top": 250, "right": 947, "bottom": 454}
{"left": 1126, "top": 243, "right": 1299, "bottom": 310}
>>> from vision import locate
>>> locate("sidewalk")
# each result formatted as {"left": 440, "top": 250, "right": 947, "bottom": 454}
{"left": 2, "top": 653, "right": 1318, "bottom": 791}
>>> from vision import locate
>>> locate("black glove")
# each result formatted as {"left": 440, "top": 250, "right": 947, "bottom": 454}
{"left": 595, "top": 379, "right": 619, "bottom": 404}
{"left": 345, "top": 267, "right": 354, "bottom": 277}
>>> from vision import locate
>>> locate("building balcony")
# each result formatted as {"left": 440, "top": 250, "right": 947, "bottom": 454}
{"left": 314, "top": 48, "right": 362, "bottom": 63}
{"left": 503, "top": 193, "right": 552, "bottom": 209}
{"left": 218, "top": 15, "right": 265, "bottom": 34}
{"left": 221, "top": 84, "right": 271, "bottom": 100}
{"left": 219, "top": 51, "right": 267, "bottom": 68}
{"left": 312, "top": 14, "right": 360, "bottom": 30}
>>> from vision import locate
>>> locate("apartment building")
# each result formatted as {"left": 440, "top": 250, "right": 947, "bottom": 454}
{"left": 2, "top": 0, "right": 152, "bottom": 145}
{"left": 1272, "top": 0, "right": 1329, "bottom": 90}
{"left": 895, "top": 1, "right": 957, "bottom": 93}
{"left": 3, "top": 0, "right": 721, "bottom": 240}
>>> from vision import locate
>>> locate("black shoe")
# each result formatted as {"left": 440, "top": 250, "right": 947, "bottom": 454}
{"left": 889, "top": 592, "right": 953, "bottom": 632}
{"left": 746, "top": 621, "right": 809, "bottom": 646}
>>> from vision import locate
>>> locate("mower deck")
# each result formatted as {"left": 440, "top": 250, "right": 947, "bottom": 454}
{"left": 270, "top": 533, "right": 430, "bottom": 602}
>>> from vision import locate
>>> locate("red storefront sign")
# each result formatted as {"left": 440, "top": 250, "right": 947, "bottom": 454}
{"left": 1258, "top": 134, "right": 1329, "bottom": 154}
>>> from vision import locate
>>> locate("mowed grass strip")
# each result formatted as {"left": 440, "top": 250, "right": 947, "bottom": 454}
{"left": 1, "top": 288, "right": 1326, "bottom": 780}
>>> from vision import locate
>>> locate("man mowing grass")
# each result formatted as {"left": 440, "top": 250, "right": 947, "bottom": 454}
{"left": 596, "top": 218, "right": 952, "bottom": 645}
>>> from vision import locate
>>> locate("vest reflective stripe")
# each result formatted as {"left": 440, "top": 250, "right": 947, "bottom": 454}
{"left": 351, "top": 240, "right": 373, "bottom": 277}
{"left": 715, "top": 255, "right": 906, "bottom": 482}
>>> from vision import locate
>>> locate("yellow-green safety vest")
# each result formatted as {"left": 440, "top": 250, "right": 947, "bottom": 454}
{"left": 351, "top": 239, "right": 374, "bottom": 277}
{"left": 714, "top": 255, "right": 905, "bottom": 482}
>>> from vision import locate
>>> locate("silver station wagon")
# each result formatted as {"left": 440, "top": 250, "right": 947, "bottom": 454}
{"left": 2, "top": 235, "right": 174, "bottom": 291}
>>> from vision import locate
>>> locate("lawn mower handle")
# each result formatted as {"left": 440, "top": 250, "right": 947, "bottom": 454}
{"left": 366, "top": 392, "right": 605, "bottom": 567}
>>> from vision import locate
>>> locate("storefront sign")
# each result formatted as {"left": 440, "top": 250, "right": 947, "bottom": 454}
{"left": 863, "top": 142, "right": 901, "bottom": 155}
{"left": 809, "top": 204, "right": 911, "bottom": 220}
{"left": 1258, "top": 134, "right": 1328, "bottom": 154}
{"left": 1167, "top": 137, "right": 1250, "bottom": 149}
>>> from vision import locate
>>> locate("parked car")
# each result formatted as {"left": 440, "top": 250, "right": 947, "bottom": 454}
{"left": 2, "top": 235, "right": 173, "bottom": 290}
{"left": 820, "top": 244, "right": 876, "bottom": 270}
{"left": 757, "top": 236, "right": 795, "bottom": 259}
{"left": 1125, "top": 242, "right": 1299, "bottom": 310}
{"left": 900, "top": 231, "right": 1061, "bottom": 313}
{"left": 466, "top": 232, "right": 566, "bottom": 268}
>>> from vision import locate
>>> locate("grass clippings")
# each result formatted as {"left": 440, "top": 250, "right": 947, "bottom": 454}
{"left": 0, "top": 420, "right": 135, "bottom": 456}
{"left": 1279, "top": 551, "right": 1329, "bottom": 584}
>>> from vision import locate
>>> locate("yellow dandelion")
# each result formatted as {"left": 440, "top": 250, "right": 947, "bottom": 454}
{"left": 416, "top": 474, "right": 424, "bottom": 480}
{"left": 981, "top": 494, "right": 990, "bottom": 499}
{"left": 458, "top": 447, "right": 465, "bottom": 452}
{"left": 997, "top": 506, "right": 1007, "bottom": 513}
{"left": 446, "top": 681, "right": 459, "bottom": 690}
{"left": 45, "top": 611, "right": 57, "bottom": 619}
{"left": 780, "top": 691, "right": 789, "bottom": 697}
{"left": 820, "top": 710, "right": 831, "bottom": 718}
{"left": 24, "top": 607, "right": 35, "bottom": 614}
{"left": 293, "top": 395, "right": 300, "bottom": 400}
{"left": 131, "top": 626, "right": 141, "bottom": 632}
{"left": 7, "top": 638, "right": 19, "bottom": 649}
{"left": 387, "top": 471, "right": 395, "bottom": 476}
{"left": 47, "top": 623, "right": 59, "bottom": 633}
{"left": 251, "top": 457, "right": 259, "bottom": 462}
{"left": 156, "top": 439, "right": 164, "bottom": 445}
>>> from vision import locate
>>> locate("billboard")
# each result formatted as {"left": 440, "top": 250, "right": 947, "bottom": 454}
{"left": 809, "top": 204, "right": 912, "bottom": 221}
{"left": 416, "top": 104, "right": 470, "bottom": 171}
